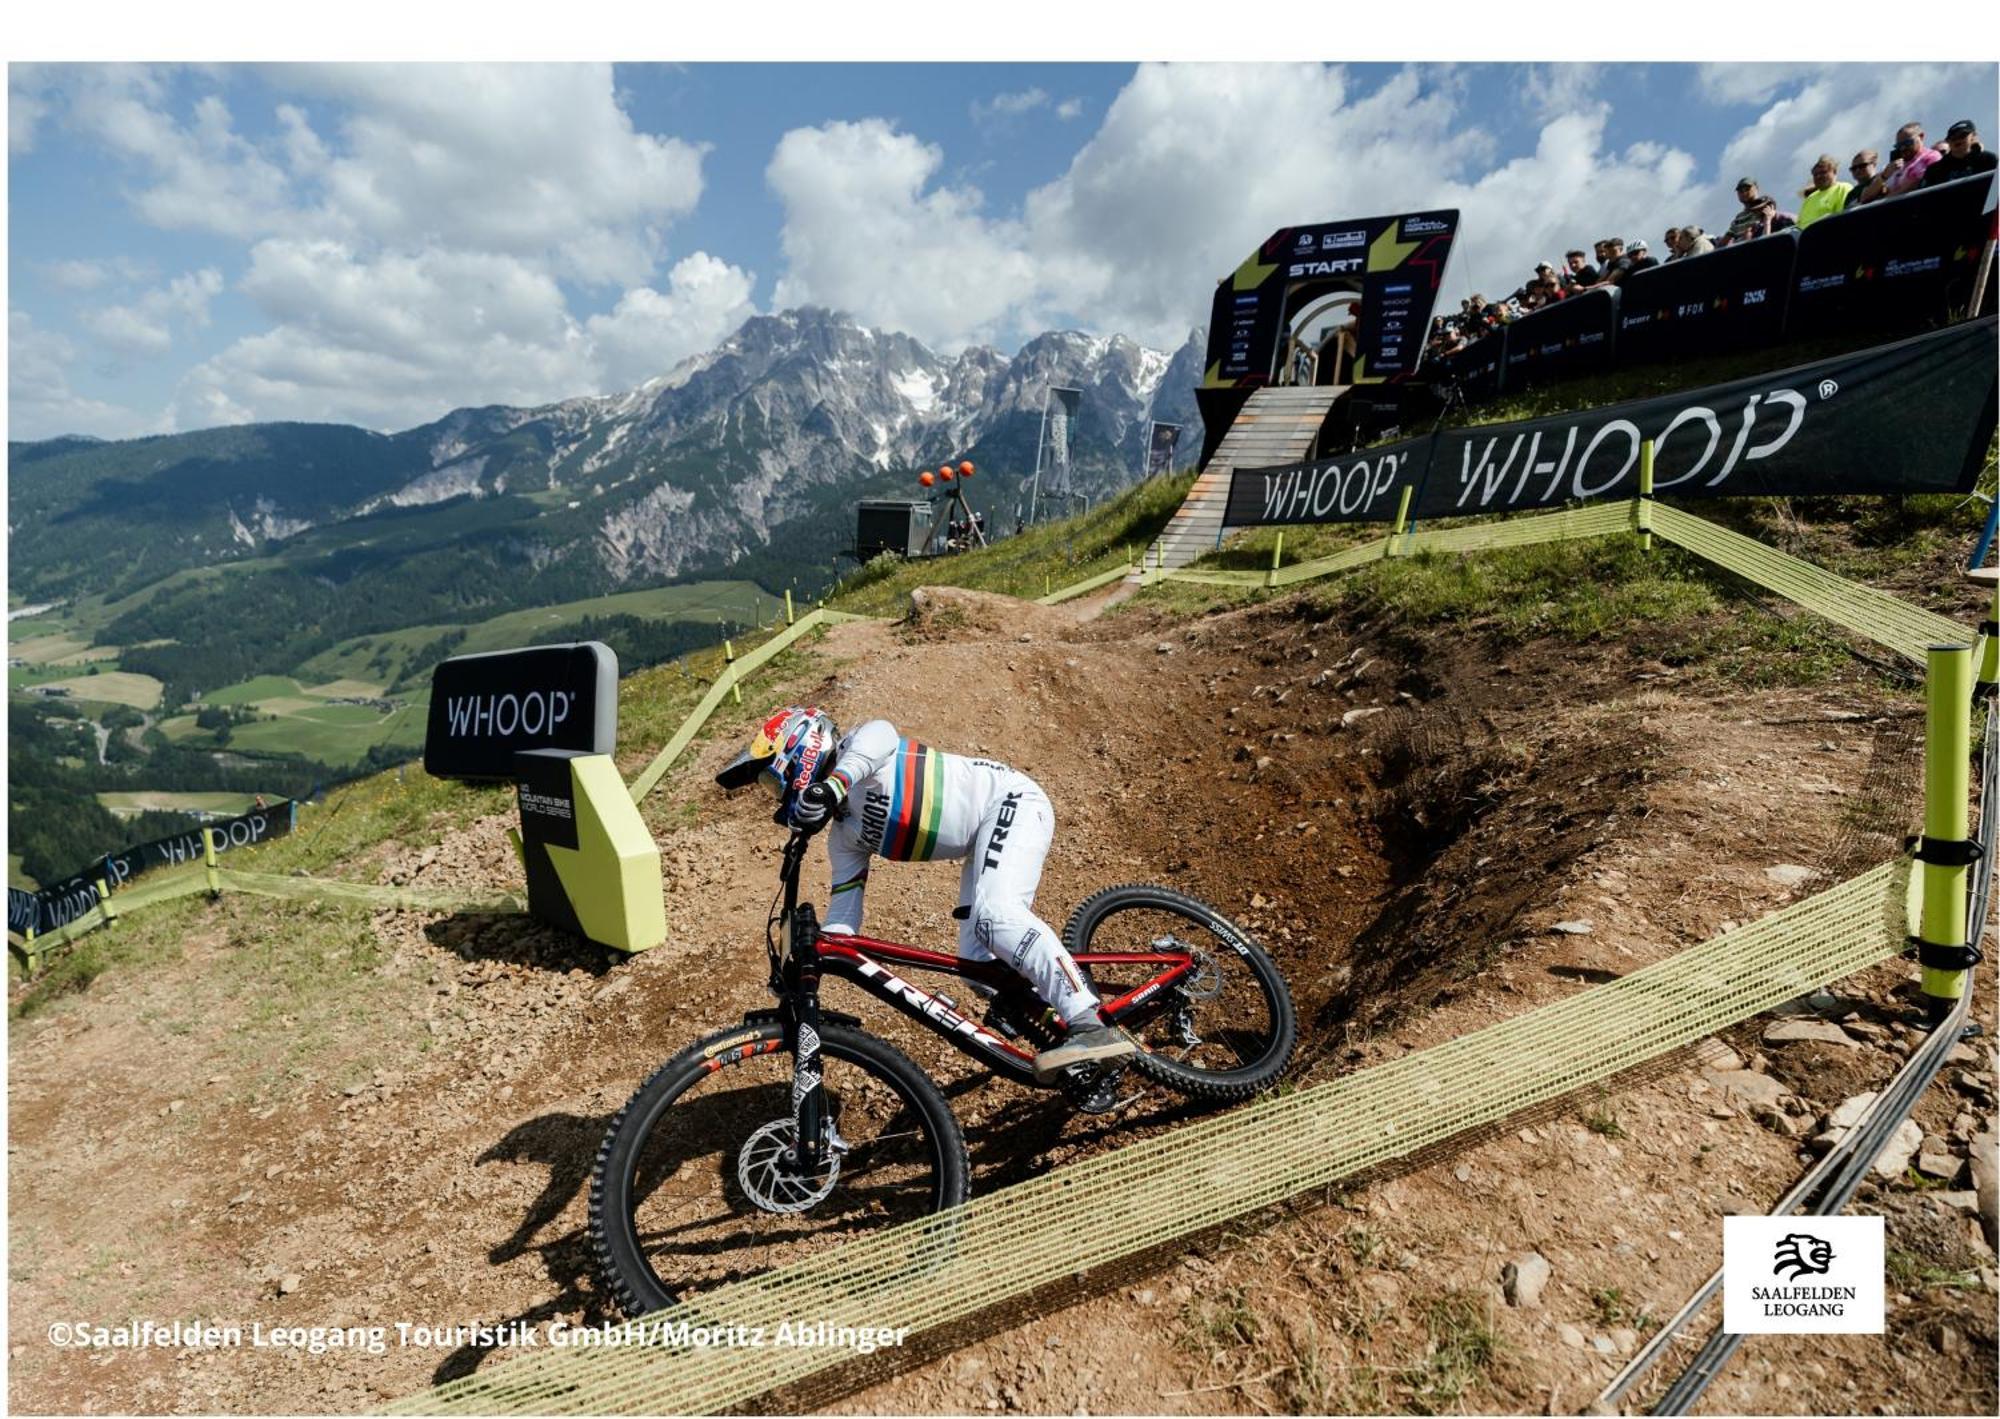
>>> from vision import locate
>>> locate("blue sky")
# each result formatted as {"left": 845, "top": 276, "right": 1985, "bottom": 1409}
{"left": 9, "top": 61, "right": 1996, "bottom": 440}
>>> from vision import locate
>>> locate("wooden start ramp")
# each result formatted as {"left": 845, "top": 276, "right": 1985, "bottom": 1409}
{"left": 1135, "top": 385, "right": 1344, "bottom": 578}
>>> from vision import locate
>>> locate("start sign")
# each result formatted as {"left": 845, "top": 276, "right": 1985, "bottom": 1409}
{"left": 423, "top": 642, "right": 618, "bottom": 781}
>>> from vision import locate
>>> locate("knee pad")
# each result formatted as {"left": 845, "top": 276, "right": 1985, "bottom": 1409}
{"left": 971, "top": 902, "right": 1039, "bottom": 967}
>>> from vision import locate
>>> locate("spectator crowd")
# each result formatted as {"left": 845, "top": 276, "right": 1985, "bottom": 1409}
{"left": 1425, "top": 117, "right": 1994, "bottom": 363}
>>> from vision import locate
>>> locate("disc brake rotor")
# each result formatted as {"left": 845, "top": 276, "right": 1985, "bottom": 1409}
{"left": 737, "top": 1118, "right": 842, "bottom": 1214}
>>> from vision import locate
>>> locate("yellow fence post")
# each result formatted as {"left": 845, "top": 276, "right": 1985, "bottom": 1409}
{"left": 203, "top": 828, "right": 221, "bottom": 898}
{"left": 1917, "top": 642, "right": 1976, "bottom": 1024}
{"left": 1976, "top": 575, "right": 1999, "bottom": 697}
{"left": 1636, "top": 438, "right": 1655, "bottom": 552}
{"left": 1267, "top": 531, "right": 1285, "bottom": 588}
{"left": 723, "top": 640, "right": 742, "bottom": 706}
{"left": 1387, "top": 486, "right": 1413, "bottom": 559}
{"left": 95, "top": 878, "right": 116, "bottom": 925}
{"left": 784, "top": 588, "right": 795, "bottom": 626}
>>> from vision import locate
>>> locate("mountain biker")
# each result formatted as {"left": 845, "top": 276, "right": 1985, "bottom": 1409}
{"left": 717, "top": 706, "right": 1137, "bottom": 1082}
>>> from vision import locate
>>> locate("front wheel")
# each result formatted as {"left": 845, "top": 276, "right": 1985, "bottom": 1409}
{"left": 1064, "top": 884, "right": 1296, "bottom": 1103}
{"left": 589, "top": 1019, "right": 969, "bottom": 1317}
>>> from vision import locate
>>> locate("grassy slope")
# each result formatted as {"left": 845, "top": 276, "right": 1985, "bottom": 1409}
{"left": 14, "top": 336, "right": 1985, "bottom": 1011}
{"left": 825, "top": 471, "right": 1197, "bottom": 617}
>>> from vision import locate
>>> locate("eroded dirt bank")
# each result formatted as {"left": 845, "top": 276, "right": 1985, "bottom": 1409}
{"left": 8, "top": 585, "right": 1994, "bottom": 1415}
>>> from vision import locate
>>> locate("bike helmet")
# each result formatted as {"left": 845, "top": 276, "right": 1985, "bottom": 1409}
{"left": 715, "top": 705, "right": 841, "bottom": 826}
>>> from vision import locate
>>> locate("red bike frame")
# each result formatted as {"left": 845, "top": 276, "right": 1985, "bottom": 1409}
{"left": 814, "top": 931, "right": 1198, "bottom": 1084}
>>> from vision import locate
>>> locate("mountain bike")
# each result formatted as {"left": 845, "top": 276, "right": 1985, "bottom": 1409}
{"left": 589, "top": 828, "right": 1296, "bottom": 1316}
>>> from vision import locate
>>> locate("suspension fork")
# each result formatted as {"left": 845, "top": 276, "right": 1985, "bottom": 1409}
{"left": 783, "top": 900, "right": 831, "bottom": 1173}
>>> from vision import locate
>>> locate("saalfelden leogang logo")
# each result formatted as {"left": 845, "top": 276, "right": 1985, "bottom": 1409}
{"left": 1722, "top": 1215, "right": 1885, "bottom": 1334}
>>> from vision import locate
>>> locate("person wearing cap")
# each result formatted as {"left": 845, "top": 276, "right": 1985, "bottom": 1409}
{"left": 1921, "top": 120, "right": 1997, "bottom": 188}
{"left": 1860, "top": 123, "right": 1943, "bottom": 201}
{"left": 1795, "top": 154, "right": 1852, "bottom": 229}
{"left": 1721, "top": 178, "right": 1796, "bottom": 245}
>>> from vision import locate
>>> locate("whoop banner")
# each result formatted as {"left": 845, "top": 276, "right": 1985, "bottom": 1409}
{"left": 1225, "top": 317, "right": 1997, "bottom": 528}
{"left": 7, "top": 800, "right": 300, "bottom": 938}
{"left": 102, "top": 800, "right": 295, "bottom": 888}
{"left": 424, "top": 642, "right": 618, "bottom": 781}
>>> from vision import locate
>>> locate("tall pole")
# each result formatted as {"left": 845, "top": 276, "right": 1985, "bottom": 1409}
{"left": 1029, "top": 396, "right": 1050, "bottom": 527}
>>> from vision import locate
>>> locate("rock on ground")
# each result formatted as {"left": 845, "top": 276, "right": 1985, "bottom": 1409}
{"left": 1501, "top": 1251, "right": 1552, "bottom": 1308}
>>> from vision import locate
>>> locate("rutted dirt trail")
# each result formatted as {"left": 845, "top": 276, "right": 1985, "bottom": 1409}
{"left": 8, "top": 585, "right": 1995, "bottom": 1415}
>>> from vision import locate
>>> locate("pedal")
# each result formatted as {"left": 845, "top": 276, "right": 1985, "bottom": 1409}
{"left": 1061, "top": 1062, "right": 1139, "bottom": 1115}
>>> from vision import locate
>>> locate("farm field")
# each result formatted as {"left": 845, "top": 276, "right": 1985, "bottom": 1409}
{"left": 295, "top": 578, "right": 774, "bottom": 688}
{"left": 96, "top": 791, "right": 263, "bottom": 818}
{"left": 22, "top": 670, "right": 164, "bottom": 710}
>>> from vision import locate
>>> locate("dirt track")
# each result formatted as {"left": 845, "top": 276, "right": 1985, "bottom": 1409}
{"left": 8, "top": 585, "right": 1996, "bottom": 1414}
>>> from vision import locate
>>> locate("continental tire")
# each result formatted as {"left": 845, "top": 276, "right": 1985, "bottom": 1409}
{"left": 589, "top": 1018, "right": 969, "bottom": 1317}
{"left": 1063, "top": 883, "right": 1297, "bottom": 1103}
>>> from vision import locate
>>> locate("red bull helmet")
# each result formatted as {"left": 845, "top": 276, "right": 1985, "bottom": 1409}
{"left": 716, "top": 705, "right": 840, "bottom": 826}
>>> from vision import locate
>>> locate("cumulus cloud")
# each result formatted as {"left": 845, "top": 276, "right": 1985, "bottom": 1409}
{"left": 971, "top": 88, "right": 1049, "bottom": 126}
{"left": 81, "top": 268, "right": 224, "bottom": 356}
{"left": 767, "top": 119, "right": 1039, "bottom": 349}
{"left": 1713, "top": 64, "right": 1993, "bottom": 197}
{"left": 23, "top": 64, "right": 737, "bottom": 432}
{"left": 10, "top": 66, "right": 54, "bottom": 154}
{"left": 279, "top": 64, "right": 706, "bottom": 285}
{"left": 585, "top": 253, "right": 760, "bottom": 390}
{"left": 1521, "top": 63, "right": 1602, "bottom": 122}
{"left": 1055, "top": 97, "right": 1084, "bottom": 121}
{"left": 768, "top": 63, "right": 1708, "bottom": 349}
{"left": 9, "top": 312, "right": 160, "bottom": 440}
{"left": 39, "top": 256, "right": 154, "bottom": 292}
{"left": 172, "top": 241, "right": 757, "bottom": 429}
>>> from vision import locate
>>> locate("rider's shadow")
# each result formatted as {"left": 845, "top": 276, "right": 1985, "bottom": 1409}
{"left": 422, "top": 915, "right": 616, "bottom": 976}
{"left": 937, "top": 1074, "right": 1210, "bottom": 1184}
{"left": 429, "top": 1110, "right": 614, "bottom": 1386}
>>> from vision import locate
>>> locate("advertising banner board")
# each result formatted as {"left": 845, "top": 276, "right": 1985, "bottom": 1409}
{"left": 424, "top": 642, "right": 619, "bottom": 781}
{"left": 1501, "top": 288, "right": 1621, "bottom": 390}
{"left": 1617, "top": 231, "right": 1798, "bottom": 366}
{"left": 102, "top": 801, "right": 295, "bottom": 889}
{"left": 1203, "top": 210, "right": 1460, "bottom": 387}
{"left": 1788, "top": 176, "right": 1994, "bottom": 337}
{"left": 1224, "top": 317, "right": 1997, "bottom": 526}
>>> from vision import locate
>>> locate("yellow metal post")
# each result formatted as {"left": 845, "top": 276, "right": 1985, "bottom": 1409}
{"left": 784, "top": 587, "right": 795, "bottom": 626}
{"left": 1267, "top": 531, "right": 1285, "bottom": 588}
{"left": 723, "top": 639, "right": 742, "bottom": 706}
{"left": 96, "top": 878, "right": 116, "bottom": 925}
{"left": 1977, "top": 578, "right": 1999, "bottom": 697}
{"left": 1387, "top": 486, "right": 1413, "bottom": 558}
{"left": 1918, "top": 643, "right": 1976, "bottom": 1023}
{"left": 1636, "top": 438, "right": 1655, "bottom": 552}
{"left": 203, "top": 828, "right": 221, "bottom": 898}
{"left": 1045, "top": 571, "right": 1052, "bottom": 597}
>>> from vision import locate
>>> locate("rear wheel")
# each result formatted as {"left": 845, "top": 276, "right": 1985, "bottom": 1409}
{"left": 589, "top": 1019, "right": 969, "bottom": 1316}
{"left": 1063, "top": 884, "right": 1296, "bottom": 1103}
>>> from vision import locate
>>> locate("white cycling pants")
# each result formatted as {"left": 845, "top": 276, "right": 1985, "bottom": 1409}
{"left": 954, "top": 779, "right": 1100, "bottom": 1026}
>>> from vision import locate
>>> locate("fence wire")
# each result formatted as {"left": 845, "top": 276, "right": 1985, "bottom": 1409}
{"left": 1652, "top": 503, "right": 1971, "bottom": 663}
{"left": 389, "top": 861, "right": 1908, "bottom": 1416}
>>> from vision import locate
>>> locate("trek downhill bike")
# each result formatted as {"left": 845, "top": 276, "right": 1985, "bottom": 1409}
{"left": 589, "top": 828, "right": 1296, "bottom": 1315}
